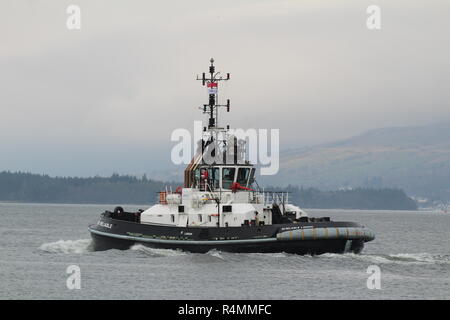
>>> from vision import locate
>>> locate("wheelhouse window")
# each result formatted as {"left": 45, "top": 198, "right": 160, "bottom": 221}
{"left": 237, "top": 168, "right": 250, "bottom": 186}
{"left": 195, "top": 166, "right": 220, "bottom": 190}
{"left": 198, "top": 167, "right": 209, "bottom": 191}
{"left": 248, "top": 168, "right": 255, "bottom": 187}
{"left": 222, "top": 167, "right": 236, "bottom": 189}
{"left": 208, "top": 167, "right": 220, "bottom": 189}
{"left": 193, "top": 168, "right": 200, "bottom": 187}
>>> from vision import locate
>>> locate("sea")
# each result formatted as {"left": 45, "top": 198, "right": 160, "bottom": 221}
{"left": 0, "top": 202, "right": 449, "bottom": 299}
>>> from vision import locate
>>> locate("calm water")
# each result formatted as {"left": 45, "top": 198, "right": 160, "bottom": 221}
{"left": 0, "top": 202, "right": 449, "bottom": 299}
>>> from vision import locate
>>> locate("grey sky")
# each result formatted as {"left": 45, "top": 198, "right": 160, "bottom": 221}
{"left": 1, "top": 0, "right": 449, "bottom": 176}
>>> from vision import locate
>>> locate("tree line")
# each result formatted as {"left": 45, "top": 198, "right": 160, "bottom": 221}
{"left": 0, "top": 171, "right": 417, "bottom": 209}
{"left": 0, "top": 171, "right": 177, "bottom": 205}
{"left": 268, "top": 185, "right": 417, "bottom": 210}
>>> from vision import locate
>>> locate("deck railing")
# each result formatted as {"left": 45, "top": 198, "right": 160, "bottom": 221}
{"left": 157, "top": 187, "right": 290, "bottom": 206}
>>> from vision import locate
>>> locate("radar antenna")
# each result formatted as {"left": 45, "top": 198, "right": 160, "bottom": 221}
{"left": 196, "top": 58, "right": 231, "bottom": 131}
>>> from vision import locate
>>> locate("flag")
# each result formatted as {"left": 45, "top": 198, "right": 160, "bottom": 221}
{"left": 207, "top": 82, "right": 218, "bottom": 94}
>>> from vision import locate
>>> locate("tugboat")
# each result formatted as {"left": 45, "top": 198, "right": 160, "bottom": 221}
{"left": 88, "top": 59, "right": 375, "bottom": 254}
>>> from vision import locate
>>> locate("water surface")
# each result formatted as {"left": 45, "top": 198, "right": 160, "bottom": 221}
{"left": 0, "top": 203, "right": 449, "bottom": 299}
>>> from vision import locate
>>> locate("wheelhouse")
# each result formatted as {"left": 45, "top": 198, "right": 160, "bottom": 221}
{"left": 191, "top": 165, "right": 256, "bottom": 191}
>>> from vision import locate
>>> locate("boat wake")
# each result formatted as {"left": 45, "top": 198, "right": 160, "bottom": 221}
{"left": 321, "top": 252, "right": 450, "bottom": 265}
{"left": 129, "top": 244, "right": 187, "bottom": 257}
{"left": 38, "top": 238, "right": 447, "bottom": 266}
{"left": 205, "top": 249, "right": 226, "bottom": 260}
{"left": 246, "top": 252, "right": 290, "bottom": 258}
{"left": 39, "top": 239, "right": 93, "bottom": 254}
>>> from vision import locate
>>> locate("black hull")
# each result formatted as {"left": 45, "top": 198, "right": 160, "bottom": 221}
{"left": 89, "top": 215, "right": 372, "bottom": 255}
{"left": 91, "top": 231, "right": 364, "bottom": 254}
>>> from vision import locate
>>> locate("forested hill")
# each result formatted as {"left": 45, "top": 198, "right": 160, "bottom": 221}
{"left": 270, "top": 185, "right": 418, "bottom": 210}
{"left": 0, "top": 171, "right": 177, "bottom": 205}
{"left": 0, "top": 171, "right": 417, "bottom": 209}
{"left": 263, "top": 122, "right": 450, "bottom": 202}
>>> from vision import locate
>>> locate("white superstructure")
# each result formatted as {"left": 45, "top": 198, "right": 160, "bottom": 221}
{"left": 141, "top": 58, "right": 307, "bottom": 228}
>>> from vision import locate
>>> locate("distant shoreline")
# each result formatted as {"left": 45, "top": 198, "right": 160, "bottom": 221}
{"left": 0, "top": 171, "right": 418, "bottom": 210}
{"left": 0, "top": 201, "right": 431, "bottom": 212}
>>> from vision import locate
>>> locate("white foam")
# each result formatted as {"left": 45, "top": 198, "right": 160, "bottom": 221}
{"left": 129, "top": 244, "right": 187, "bottom": 257}
{"left": 321, "top": 252, "right": 383, "bottom": 262}
{"left": 206, "top": 249, "right": 225, "bottom": 260}
{"left": 389, "top": 253, "right": 450, "bottom": 264}
{"left": 246, "top": 252, "right": 291, "bottom": 258}
{"left": 260, "top": 252, "right": 290, "bottom": 258}
{"left": 321, "top": 252, "right": 450, "bottom": 264}
{"left": 39, "top": 239, "right": 92, "bottom": 254}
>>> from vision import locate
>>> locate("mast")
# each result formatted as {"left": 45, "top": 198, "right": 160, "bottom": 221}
{"left": 197, "top": 58, "right": 231, "bottom": 133}
{"left": 184, "top": 59, "right": 231, "bottom": 188}
{"left": 196, "top": 59, "right": 231, "bottom": 228}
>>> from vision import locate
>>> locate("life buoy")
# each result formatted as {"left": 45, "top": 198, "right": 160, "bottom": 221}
{"left": 113, "top": 206, "right": 124, "bottom": 215}
{"left": 175, "top": 186, "right": 183, "bottom": 194}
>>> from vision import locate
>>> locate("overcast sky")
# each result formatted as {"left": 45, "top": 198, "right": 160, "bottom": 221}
{"left": 1, "top": 0, "right": 449, "bottom": 177}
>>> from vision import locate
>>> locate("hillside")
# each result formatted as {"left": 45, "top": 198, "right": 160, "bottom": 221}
{"left": 271, "top": 186, "right": 417, "bottom": 210}
{"left": 0, "top": 172, "right": 417, "bottom": 209}
{"left": 260, "top": 122, "right": 450, "bottom": 202}
{"left": 0, "top": 172, "right": 176, "bottom": 205}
